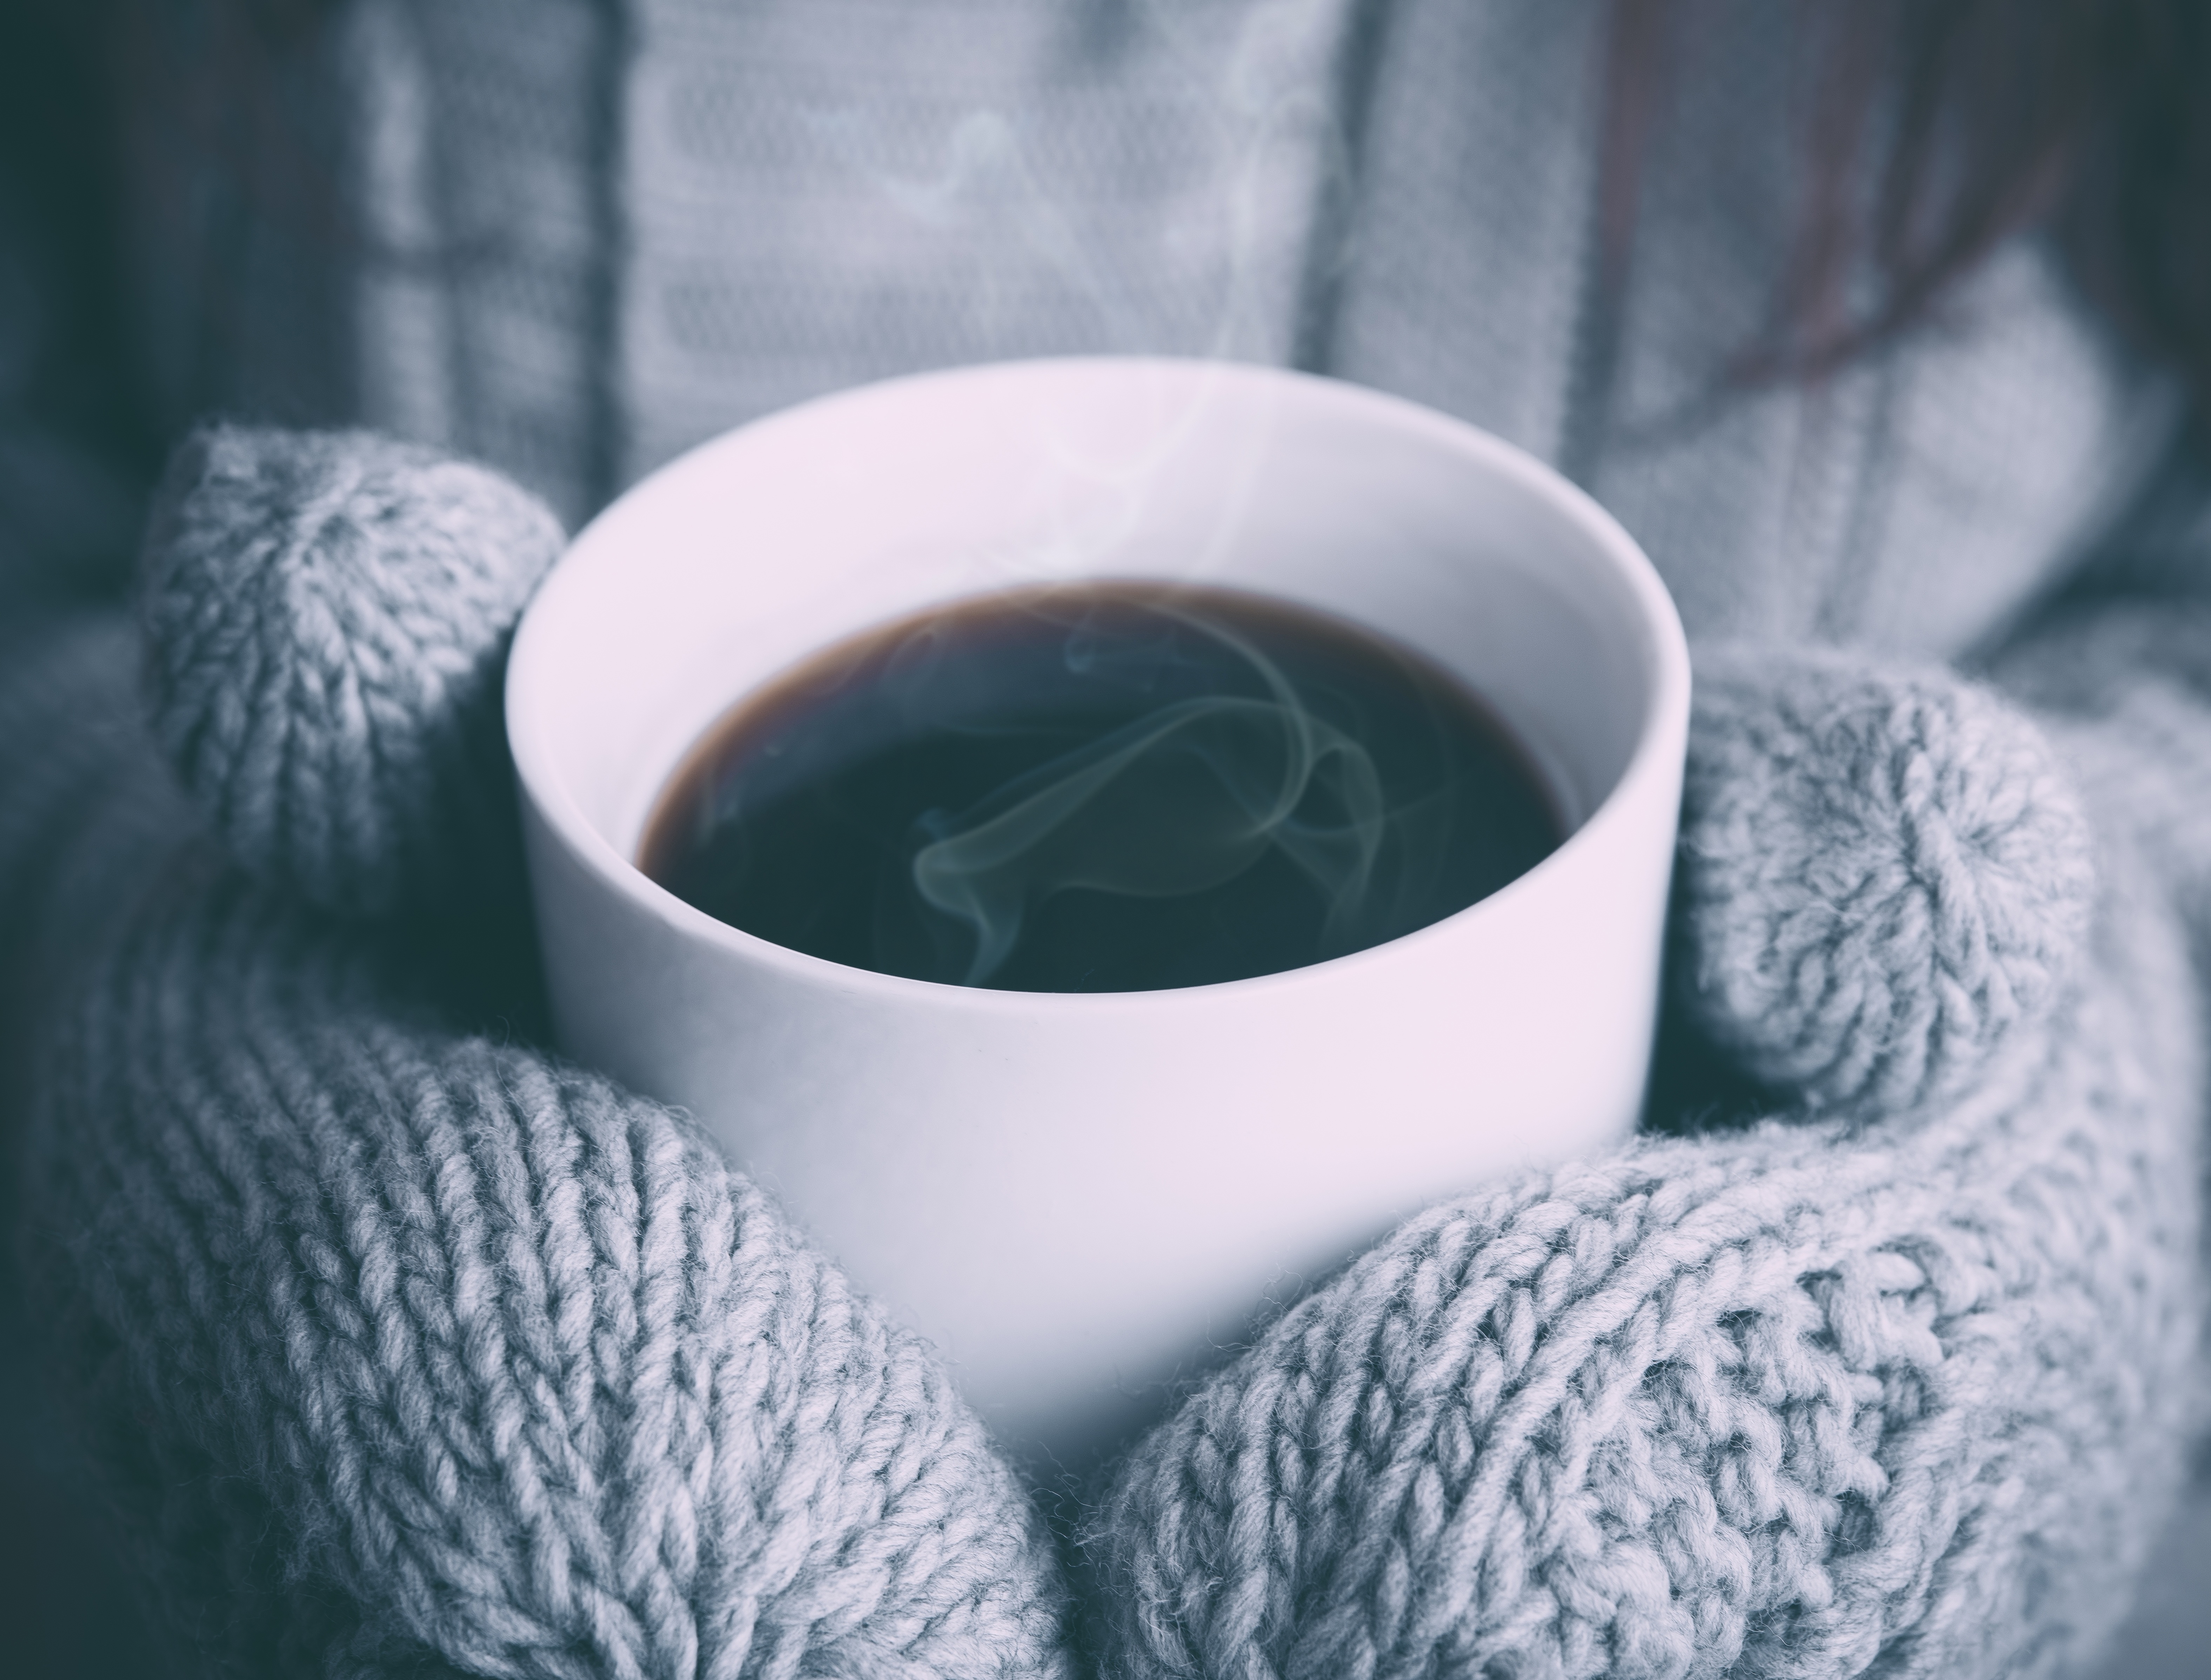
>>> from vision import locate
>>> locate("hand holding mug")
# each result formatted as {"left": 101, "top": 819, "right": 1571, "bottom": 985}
{"left": 19, "top": 392, "right": 2157, "bottom": 1680}
{"left": 505, "top": 359, "right": 1692, "bottom": 1461}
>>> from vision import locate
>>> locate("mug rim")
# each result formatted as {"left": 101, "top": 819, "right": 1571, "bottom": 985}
{"left": 507, "top": 355, "right": 1691, "bottom": 1012}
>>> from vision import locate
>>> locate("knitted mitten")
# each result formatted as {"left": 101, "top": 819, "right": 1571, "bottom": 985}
{"left": 7, "top": 425, "right": 2204, "bottom": 1679}
{"left": 1086, "top": 642, "right": 2207, "bottom": 1679}
{"left": 8, "top": 427, "right": 1076, "bottom": 1680}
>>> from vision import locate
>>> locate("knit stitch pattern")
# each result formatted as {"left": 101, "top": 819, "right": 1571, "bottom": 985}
{"left": 6, "top": 431, "right": 2207, "bottom": 1679}
{"left": 1083, "top": 656, "right": 2203, "bottom": 1680}
{"left": 24, "top": 813, "right": 1075, "bottom": 1680}
{"left": 14, "top": 437, "right": 1076, "bottom": 1680}
{"left": 1675, "top": 646, "right": 2098, "bottom": 1114}
{"left": 140, "top": 423, "right": 566, "bottom": 921}
{"left": 1992, "top": 598, "right": 2211, "bottom": 942}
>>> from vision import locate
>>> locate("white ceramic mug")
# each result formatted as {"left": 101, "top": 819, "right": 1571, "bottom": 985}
{"left": 507, "top": 357, "right": 1690, "bottom": 1465}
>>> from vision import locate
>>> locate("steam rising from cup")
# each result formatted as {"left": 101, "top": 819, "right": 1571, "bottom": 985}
{"left": 910, "top": 607, "right": 1386, "bottom": 984}
{"left": 639, "top": 580, "right": 1562, "bottom": 996}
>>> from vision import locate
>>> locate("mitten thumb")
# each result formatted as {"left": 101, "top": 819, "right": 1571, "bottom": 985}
{"left": 139, "top": 422, "right": 565, "bottom": 920}
{"left": 1673, "top": 643, "right": 2096, "bottom": 1116}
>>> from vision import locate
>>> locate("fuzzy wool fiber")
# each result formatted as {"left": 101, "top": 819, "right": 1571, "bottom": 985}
{"left": 5, "top": 427, "right": 2206, "bottom": 1678}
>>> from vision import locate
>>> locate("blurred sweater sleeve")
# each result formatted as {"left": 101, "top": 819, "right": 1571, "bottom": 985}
{"left": 1989, "top": 480, "right": 2211, "bottom": 953}
{"left": 0, "top": 27, "right": 209, "bottom": 1674}
{"left": 0, "top": 4, "right": 187, "bottom": 1000}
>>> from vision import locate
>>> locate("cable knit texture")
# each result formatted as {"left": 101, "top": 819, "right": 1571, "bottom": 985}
{"left": 2, "top": 431, "right": 2201, "bottom": 1680}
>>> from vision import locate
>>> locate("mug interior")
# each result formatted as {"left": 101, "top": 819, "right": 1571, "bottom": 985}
{"left": 511, "top": 357, "right": 1672, "bottom": 967}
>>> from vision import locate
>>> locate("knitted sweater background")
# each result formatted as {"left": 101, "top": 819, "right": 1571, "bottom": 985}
{"left": 3, "top": 2, "right": 2210, "bottom": 1676}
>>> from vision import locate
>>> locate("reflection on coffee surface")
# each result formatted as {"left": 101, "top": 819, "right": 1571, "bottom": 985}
{"left": 639, "top": 583, "right": 1562, "bottom": 992}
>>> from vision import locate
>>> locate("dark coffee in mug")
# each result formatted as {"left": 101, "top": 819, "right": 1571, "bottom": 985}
{"left": 639, "top": 582, "right": 1561, "bottom": 992}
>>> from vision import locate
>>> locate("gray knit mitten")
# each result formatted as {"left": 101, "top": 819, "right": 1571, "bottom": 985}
{"left": 9, "top": 426, "right": 2205, "bottom": 1679}
{"left": 13, "top": 426, "right": 1076, "bottom": 1680}
{"left": 1087, "top": 645, "right": 2205, "bottom": 1680}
